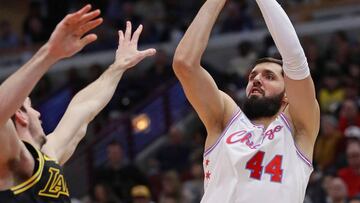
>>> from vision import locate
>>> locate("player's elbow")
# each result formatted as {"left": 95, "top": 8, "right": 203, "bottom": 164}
{"left": 172, "top": 54, "right": 196, "bottom": 75}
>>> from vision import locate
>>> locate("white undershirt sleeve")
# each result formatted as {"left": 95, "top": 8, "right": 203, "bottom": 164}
{"left": 255, "top": 0, "right": 310, "bottom": 80}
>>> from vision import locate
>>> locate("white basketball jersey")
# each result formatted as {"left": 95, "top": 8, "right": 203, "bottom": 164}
{"left": 201, "top": 110, "right": 313, "bottom": 203}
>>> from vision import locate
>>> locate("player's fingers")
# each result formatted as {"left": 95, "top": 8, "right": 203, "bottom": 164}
{"left": 118, "top": 30, "right": 124, "bottom": 47}
{"left": 76, "top": 4, "right": 92, "bottom": 16}
{"left": 124, "top": 21, "right": 132, "bottom": 42}
{"left": 131, "top": 24, "right": 143, "bottom": 46}
{"left": 77, "top": 18, "right": 103, "bottom": 36}
{"left": 80, "top": 33, "right": 98, "bottom": 47}
{"left": 139, "top": 48, "right": 157, "bottom": 58}
{"left": 79, "top": 9, "right": 101, "bottom": 25}
{"left": 65, "top": 4, "right": 92, "bottom": 25}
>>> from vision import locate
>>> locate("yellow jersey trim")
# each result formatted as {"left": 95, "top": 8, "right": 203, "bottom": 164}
{"left": 43, "top": 154, "right": 58, "bottom": 163}
{"left": 10, "top": 145, "right": 45, "bottom": 195}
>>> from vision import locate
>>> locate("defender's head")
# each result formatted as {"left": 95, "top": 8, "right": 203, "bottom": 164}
{"left": 12, "top": 97, "right": 46, "bottom": 147}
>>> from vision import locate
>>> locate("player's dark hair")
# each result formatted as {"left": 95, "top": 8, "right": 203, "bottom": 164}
{"left": 253, "top": 57, "right": 284, "bottom": 76}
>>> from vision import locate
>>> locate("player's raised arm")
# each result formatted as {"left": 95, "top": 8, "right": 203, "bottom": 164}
{"left": 42, "top": 22, "right": 156, "bottom": 165}
{"left": 0, "top": 4, "right": 102, "bottom": 127}
{"left": 172, "top": 0, "right": 237, "bottom": 136}
{"left": 0, "top": 5, "right": 102, "bottom": 165}
{"left": 255, "top": 0, "right": 320, "bottom": 153}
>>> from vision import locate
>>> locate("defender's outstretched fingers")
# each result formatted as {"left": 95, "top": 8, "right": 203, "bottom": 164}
{"left": 118, "top": 30, "right": 125, "bottom": 47}
{"left": 124, "top": 21, "right": 132, "bottom": 42}
{"left": 131, "top": 24, "right": 143, "bottom": 47}
{"left": 76, "top": 4, "right": 92, "bottom": 16}
{"left": 79, "top": 9, "right": 101, "bottom": 25}
{"left": 80, "top": 34, "right": 98, "bottom": 47}
{"left": 140, "top": 48, "right": 157, "bottom": 58}
{"left": 67, "top": 4, "right": 92, "bottom": 24}
{"left": 77, "top": 18, "right": 103, "bottom": 36}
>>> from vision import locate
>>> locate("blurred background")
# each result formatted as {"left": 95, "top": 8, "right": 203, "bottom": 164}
{"left": 1, "top": 0, "right": 360, "bottom": 202}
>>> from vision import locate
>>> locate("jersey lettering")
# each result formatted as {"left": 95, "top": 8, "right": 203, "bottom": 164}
{"left": 38, "top": 167, "right": 69, "bottom": 198}
{"left": 245, "top": 151, "right": 283, "bottom": 183}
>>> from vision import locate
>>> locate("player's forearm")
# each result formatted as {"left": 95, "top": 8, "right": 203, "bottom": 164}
{"left": 256, "top": 0, "right": 310, "bottom": 80}
{"left": 0, "top": 44, "right": 57, "bottom": 126}
{"left": 67, "top": 64, "right": 124, "bottom": 123}
{"left": 173, "top": 0, "right": 226, "bottom": 67}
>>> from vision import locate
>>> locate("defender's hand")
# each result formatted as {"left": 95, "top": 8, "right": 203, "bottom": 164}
{"left": 113, "top": 21, "right": 156, "bottom": 70}
{"left": 46, "top": 4, "right": 103, "bottom": 60}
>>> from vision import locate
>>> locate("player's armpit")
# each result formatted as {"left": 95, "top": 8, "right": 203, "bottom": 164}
{"left": 0, "top": 120, "right": 24, "bottom": 163}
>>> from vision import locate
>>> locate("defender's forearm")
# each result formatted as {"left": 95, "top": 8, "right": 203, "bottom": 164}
{"left": 0, "top": 44, "right": 57, "bottom": 126}
{"left": 68, "top": 64, "right": 124, "bottom": 123}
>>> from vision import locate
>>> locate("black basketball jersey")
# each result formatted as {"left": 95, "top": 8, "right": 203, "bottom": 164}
{"left": 0, "top": 142, "right": 71, "bottom": 203}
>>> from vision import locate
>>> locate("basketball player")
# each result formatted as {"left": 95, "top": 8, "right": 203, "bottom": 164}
{"left": 0, "top": 8, "right": 156, "bottom": 203}
{"left": 172, "top": 0, "right": 320, "bottom": 202}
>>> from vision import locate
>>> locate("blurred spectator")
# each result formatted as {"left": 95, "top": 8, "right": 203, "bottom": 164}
{"left": 326, "top": 177, "right": 349, "bottom": 203}
{"left": 259, "top": 34, "right": 277, "bottom": 58}
{"left": 187, "top": 128, "right": 206, "bottom": 162}
{"left": 23, "top": 1, "right": 48, "bottom": 44}
{"left": 155, "top": 126, "right": 190, "bottom": 173}
{"left": 338, "top": 99, "right": 360, "bottom": 133}
{"left": 30, "top": 74, "right": 53, "bottom": 104}
{"left": 95, "top": 141, "right": 148, "bottom": 203}
{"left": 318, "top": 71, "right": 345, "bottom": 113}
{"left": 343, "top": 81, "right": 359, "bottom": 103}
{"left": 349, "top": 195, "right": 360, "bottom": 203}
{"left": 158, "top": 171, "right": 182, "bottom": 203}
{"left": 314, "top": 115, "right": 343, "bottom": 171}
{"left": 158, "top": 195, "right": 178, "bottom": 203}
{"left": 326, "top": 31, "right": 351, "bottom": 68}
{"left": 220, "top": 0, "right": 253, "bottom": 33}
{"left": 83, "top": 182, "right": 120, "bottom": 203}
{"left": 86, "top": 64, "right": 105, "bottom": 83}
{"left": 45, "top": 0, "right": 70, "bottom": 32}
{"left": 338, "top": 140, "right": 360, "bottom": 198}
{"left": 306, "top": 171, "right": 329, "bottom": 203}
{"left": 228, "top": 41, "right": 257, "bottom": 77}
{"left": 134, "top": 0, "right": 165, "bottom": 24}
{"left": 131, "top": 185, "right": 155, "bottom": 203}
{"left": 181, "top": 161, "right": 204, "bottom": 203}
{"left": 303, "top": 37, "right": 324, "bottom": 86}
{"left": 350, "top": 41, "right": 360, "bottom": 65}
{"left": 345, "top": 126, "right": 360, "bottom": 140}
{"left": 143, "top": 49, "right": 173, "bottom": 89}
{"left": 0, "top": 20, "right": 19, "bottom": 49}
{"left": 119, "top": 2, "right": 142, "bottom": 30}
{"left": 137, "top": 20, "right": 160, "bottom": 45}
{"left": 104, "top": 0, "right": 124, "bottom": 28}
{"left": 347, "top": 63, "right": 360, "bottom": 82}
{"left": 65, "top": 67, "right": 87, "bottom": 93}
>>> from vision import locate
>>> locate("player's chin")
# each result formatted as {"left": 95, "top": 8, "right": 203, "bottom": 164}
{"left": 248, "top": 93, "right": 263, "bottom": 99}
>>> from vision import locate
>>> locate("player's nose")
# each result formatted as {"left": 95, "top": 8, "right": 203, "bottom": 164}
{"left": 253, "top": 78, "right": 262, "bottom": 86}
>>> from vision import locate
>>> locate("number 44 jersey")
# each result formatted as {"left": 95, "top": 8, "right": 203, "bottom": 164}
{"left": 201, "top": 110, "right": 313, "bottom": 203}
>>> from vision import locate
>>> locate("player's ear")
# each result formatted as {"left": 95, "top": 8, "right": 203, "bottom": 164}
{"left": 14, "top": 110, "right": 29, "bottom": 127}
{"left": 282, "top": 92, "right": 288, "bottom": 104}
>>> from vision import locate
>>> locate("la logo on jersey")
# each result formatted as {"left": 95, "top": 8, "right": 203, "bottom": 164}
{"left": 38, "top": 167, "right": 69, "bottom": 198}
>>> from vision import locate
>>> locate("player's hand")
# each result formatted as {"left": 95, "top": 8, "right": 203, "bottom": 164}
{"left": 113, "top": 21, "right": 156, "bottom": 70}
{"left": 46, "top": 4, "right": 103, "bottom": 60}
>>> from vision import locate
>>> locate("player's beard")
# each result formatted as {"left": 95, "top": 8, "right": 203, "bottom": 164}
{"left": 242, "top": 90, "right": 285, "bottom": 120}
